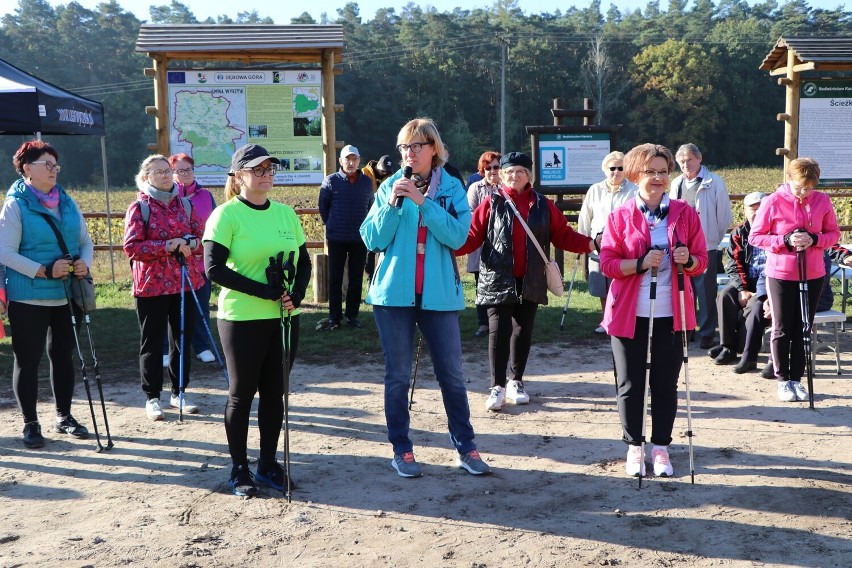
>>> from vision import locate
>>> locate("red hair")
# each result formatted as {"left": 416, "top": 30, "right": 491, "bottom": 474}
{"left": 477, "top": 151, "right": 501, "bottom": 175}
{"left": 13, "top": 140, "right": 58, "bottom": 176}
{"left": 168, "top": 153, "right": 194, "bottom": 168}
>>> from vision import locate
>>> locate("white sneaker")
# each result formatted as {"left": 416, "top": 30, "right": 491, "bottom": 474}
{"left": 594, "top": 325, "right": 606, "bottom": 334}
{"left": 162, "top": 355, "right": 169, "bottom": 367}
{"left": 625, "top": 445, "right": 646, "bottom": 477}
{"left": 196, "top": 350, "right": 215, "bottom": 363}
{"left": 170, "top": 394, "right": 199, "bottom": 414}
{"left": 146, "top": 398, "right": 164, "bottom": 421}
{"left": 790, "top": 381, "right": 809, "bottom": 402}
{"left": 506, "top": 380, "right": 530, "bottom": 405}
{"left": 485, "top": 386, "right": 505, "bottom": 411}
{"left": 777, "top": 381, "right": 797, "bottom": 402}
{"left": 652, "top": 445, "right": 674, "bottom": 477}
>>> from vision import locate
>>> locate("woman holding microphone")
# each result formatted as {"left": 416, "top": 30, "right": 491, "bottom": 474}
{"left": 600, "top": 143, "right": 707, "bottom": 478}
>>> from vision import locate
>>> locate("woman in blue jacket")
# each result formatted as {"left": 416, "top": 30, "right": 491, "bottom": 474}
{"left": 360, "top": 117, "right": 489, "bottom": 478}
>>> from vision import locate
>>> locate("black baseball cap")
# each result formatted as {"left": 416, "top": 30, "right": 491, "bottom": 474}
{"left": 229, "top": 144, "right": 280, "bottom": 174}
{"left": 377, "top": 155, "right": 395, "bottom": 175}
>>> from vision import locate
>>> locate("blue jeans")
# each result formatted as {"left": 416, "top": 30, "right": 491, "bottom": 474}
{"left": 373, "top": 305, "right": 476, "bottom": 455}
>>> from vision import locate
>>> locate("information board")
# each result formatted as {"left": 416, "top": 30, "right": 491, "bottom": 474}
{"left": 537, "top": 132, "right": 612, "bottom": 188}
{"left": 798, "top": 79, "right": 852, "bottom": 187}
{"left": 166, "top": 69, "right": 323, "bottom": 186}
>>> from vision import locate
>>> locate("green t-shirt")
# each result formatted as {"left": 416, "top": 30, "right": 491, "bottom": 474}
{"left": 203, "top": 198, "right": 306, "bottom": 321}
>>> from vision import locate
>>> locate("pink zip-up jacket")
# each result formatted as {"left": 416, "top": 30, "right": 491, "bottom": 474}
{"left": 600, "top": 199, "right": 707, "bottom": 339}
{"left": 748, "top": 183, "right": 839, "bottom": 282}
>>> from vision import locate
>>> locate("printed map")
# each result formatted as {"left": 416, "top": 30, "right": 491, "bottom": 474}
{"left": 172, "top": 88, "right": 246, "bottom": 168}
{"left": 293, "top": 87, "right": 320, "bottom": 118}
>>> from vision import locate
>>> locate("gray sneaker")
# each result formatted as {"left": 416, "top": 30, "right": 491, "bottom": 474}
{"left": 456, "top": 450, "right": 491, "bottom": 475}
{"left": 391, "top": 452, "right": 423, "bottom": 478}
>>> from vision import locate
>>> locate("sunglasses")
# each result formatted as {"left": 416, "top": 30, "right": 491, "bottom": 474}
{"left": 484, "top": 165, "right": 500, "bottom": 172}
{"left": 609, "top": 166, "right": 624, "bottom": 172}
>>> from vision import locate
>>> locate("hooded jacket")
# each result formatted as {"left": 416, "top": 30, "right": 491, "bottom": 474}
{"left": 748, "top": 183, "right": 839, "bottom": 281}
{"left": 360, "top": 167, "right": 470, "bottom": 311}
{"left": 600, "top": 199, "right": 707, "bottom": 339}
{"left": 123, "top": 186, "right": 205, "bottom": 297}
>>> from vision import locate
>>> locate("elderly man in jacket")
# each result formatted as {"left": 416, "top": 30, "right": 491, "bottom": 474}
{"left": 670, "top": 143, "right": 733, "bottom": 350}
{"left": 319, "top": 145, "right": 375, "bottom": 329}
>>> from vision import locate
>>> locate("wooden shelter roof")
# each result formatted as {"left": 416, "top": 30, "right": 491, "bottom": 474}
{"left": 135, "top": 24, "right": 344, "bottom": 64}
{"left": 760, "top": 36, "right": 852, "bottom": 75}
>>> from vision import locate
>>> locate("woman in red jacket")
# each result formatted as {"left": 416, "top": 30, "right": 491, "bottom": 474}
{"left": 599, "top": 143, "right": 707, "bottom": 478}
{"left": 457, "top": 152, "right": 594, "bottom": 411}
{"left": 124, "top": 154, "right": 205, "bottom": 421}
{"left": 749, "top": 157, "right": 839, "bottom": 402}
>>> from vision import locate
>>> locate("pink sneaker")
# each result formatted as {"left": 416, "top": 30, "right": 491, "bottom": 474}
{"left": 652, "top": 445, "right": 674, "bottom": 477}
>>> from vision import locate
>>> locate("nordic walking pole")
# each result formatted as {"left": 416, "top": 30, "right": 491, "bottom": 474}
{"left": 797, "top": 248, "right": 815, "bottom": 409}
{"left": 74, "top": 275, "right": 114, "bottom": 450}
{"left": 279, "top": 251, "right": 297, "bottom": 503}
{"left": 62, "top": 275, "right": 104, "bottom": 452}
{"left": 559, "top": 254, "right": 582, "bottom": 331}
{"left": 408, "top": 331, "right": 424, "bottom": 410}
{"left": 639, "top": 264, "right": 658, "bottom": 490}
{"left": 185, "top": 274, "right": 229, "bottom": 385}
{"left": 675, "top": 245, "right": 695, "bottom": 484}
{"left": 177, "top": 252, "right": 186, "bottom": 422}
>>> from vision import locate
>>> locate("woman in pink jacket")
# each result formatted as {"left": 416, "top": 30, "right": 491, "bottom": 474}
{"left": 749, "top": 158, "right": 839, "bottom": 403}
{"left": 600, "top": 143, "right": 707, "bottom": 478}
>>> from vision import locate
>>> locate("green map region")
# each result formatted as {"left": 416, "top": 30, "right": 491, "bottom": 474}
{"left": 173, "top": 91, "right": 245, "bottom": 167}
{"left": 294, "top": 93, "right": 319, "bottom": 114}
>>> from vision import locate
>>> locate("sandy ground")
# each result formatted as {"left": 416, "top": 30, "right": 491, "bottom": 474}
{"left": 0, "top": 329, "right": 850, "bottom": 568}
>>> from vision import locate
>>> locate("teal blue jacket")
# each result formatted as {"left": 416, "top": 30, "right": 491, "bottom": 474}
{"left": 360, "top": 167, "right": 471, "bottom": 311}
{"left": 4, "top": 179, "right": 81, "bottom": 302}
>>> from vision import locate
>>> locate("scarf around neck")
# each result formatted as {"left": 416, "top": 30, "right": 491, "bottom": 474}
{"left": 143, "top": 182, "right": 177, "bottom": 205}
{"left": 28, "top": 183, "right": 60, "bottom": 210}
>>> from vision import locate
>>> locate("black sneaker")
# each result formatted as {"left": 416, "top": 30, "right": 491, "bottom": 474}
{"left": 708, "top": 345, "right": 724, "bottom": 359}
{"left": 256, "top": 460, "right": 295, "bottom": 492}
{"left": 733, "top": 359, "right": 758, "bottom": 374}
{"left": 22, "top": 421, "right": 45, "bottom": 449}
{"left": 699, "top": 336, "right": 716, "bottom": 350}
{"left": 229, "top": 464, "right": 258, "bottom": 497}
{"left": 346, "top": 318, "right": 364, "bottom": 329}
{"left": 714, "top": 347, "right": 738, "bottom": 365}
{"left": 761, "top": 361, "right": 775, "bottom": 380}
{"left": 54, "top": 415, "right": 89, "bottom": 438}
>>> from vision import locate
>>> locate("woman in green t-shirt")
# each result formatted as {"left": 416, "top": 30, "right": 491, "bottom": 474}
{"left": 203, "top": 144, "right": 311, "bottom": 497}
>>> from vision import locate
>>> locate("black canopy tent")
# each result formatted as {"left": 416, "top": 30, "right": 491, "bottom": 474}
{"left": 0, "top": 58, "right": 116, "bottom": 281}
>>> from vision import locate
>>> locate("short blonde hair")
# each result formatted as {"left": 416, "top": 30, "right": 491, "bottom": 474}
{"left": 788, "top": 157, "right": 820, "bottom": 188}
{"left": 134, "top": 155, "right": 170, "bottom": 191}
{"left": 601, "top": 151, "right": 625, "bottom": 173}
{"left": 623, "top": 144, "right": 675, "bottom": 185}
{"left": 396, "top": 117, "right": 448, "bottom": 170}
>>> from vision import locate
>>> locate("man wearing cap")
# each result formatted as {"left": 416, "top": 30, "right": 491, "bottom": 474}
{"left": 710, "top": 191, "right": 768, "bottom": 373}
{"left": 362, "top": 154, "right": 396, "bottom": 192}
{"left": 319, "top": 145, "right": 375, "bottom": 329}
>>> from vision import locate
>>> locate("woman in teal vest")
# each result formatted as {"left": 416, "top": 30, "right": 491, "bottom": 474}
{"left": 0, "top": 140, "right": 93, "bottom": 449}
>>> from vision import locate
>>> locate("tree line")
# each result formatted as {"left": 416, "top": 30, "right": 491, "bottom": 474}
{"left": 1, "top": 0, "right": 849, "bottom": 188}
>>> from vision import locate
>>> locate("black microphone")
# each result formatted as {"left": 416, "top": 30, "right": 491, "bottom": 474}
{"left": 395, "top": 166, "right": 413, "bottom": 208}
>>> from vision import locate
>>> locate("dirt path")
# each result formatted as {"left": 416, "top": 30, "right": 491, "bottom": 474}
{"left": 0, "top": 334, "right": 850, "bottom": 567}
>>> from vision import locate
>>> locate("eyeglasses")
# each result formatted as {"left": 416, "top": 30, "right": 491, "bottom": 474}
{"left": 243, "top": 166, "right": 277, "bottom": 177}
{"left": 396, "top": 142, "right": 433, "bottom": 155}
{"left": 150, "top": 168, "right": 173, "bottom": 177}
{"left": 608, "top": 166, "right": 624, "bottom": 172}
{"left": 484, "top": 165, "right": 500, "bottom": 172}
{"left": 31, "top": 160, "right": 61, "bottom": 173}
{"left": 792, "top": 185, "right": 814, "bottom": 192}
{"left": 174, "top": 168, "right": 194, "bottom": 176}
{"left": 642, "top": 169, "right": 670, "bottom": 179}
{"left": 503, "top": 168, "right": 529, "bottom": 177}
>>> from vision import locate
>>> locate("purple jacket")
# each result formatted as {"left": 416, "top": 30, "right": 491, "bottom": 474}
{"left": 600, "top": 199, "right": 707, "bottom": 339}
{"left": 749, "top": 184, "right": 839, "bottom": 281}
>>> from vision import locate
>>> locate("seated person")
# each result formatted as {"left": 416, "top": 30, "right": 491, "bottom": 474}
{"left": 710, "top": 192, "right": 768, "bottom": 373}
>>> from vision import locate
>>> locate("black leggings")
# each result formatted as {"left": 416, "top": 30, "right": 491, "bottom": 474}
{"left": 136, "top": 293, "right": 195, "bottom": 400}
{"left": 611, "top": 317, "right": 682, "bottom": 446}
{"left": 8, "top": 301, "right": 77, "bottom": 423}
{"left": 487, "top": 300, "right": 539, "bottom": 387}
{"left": 766, "top": 276, "right": 822, "bottom": 381}
{"left": 218, "top": 316, "right": 300, "bottom": 468}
